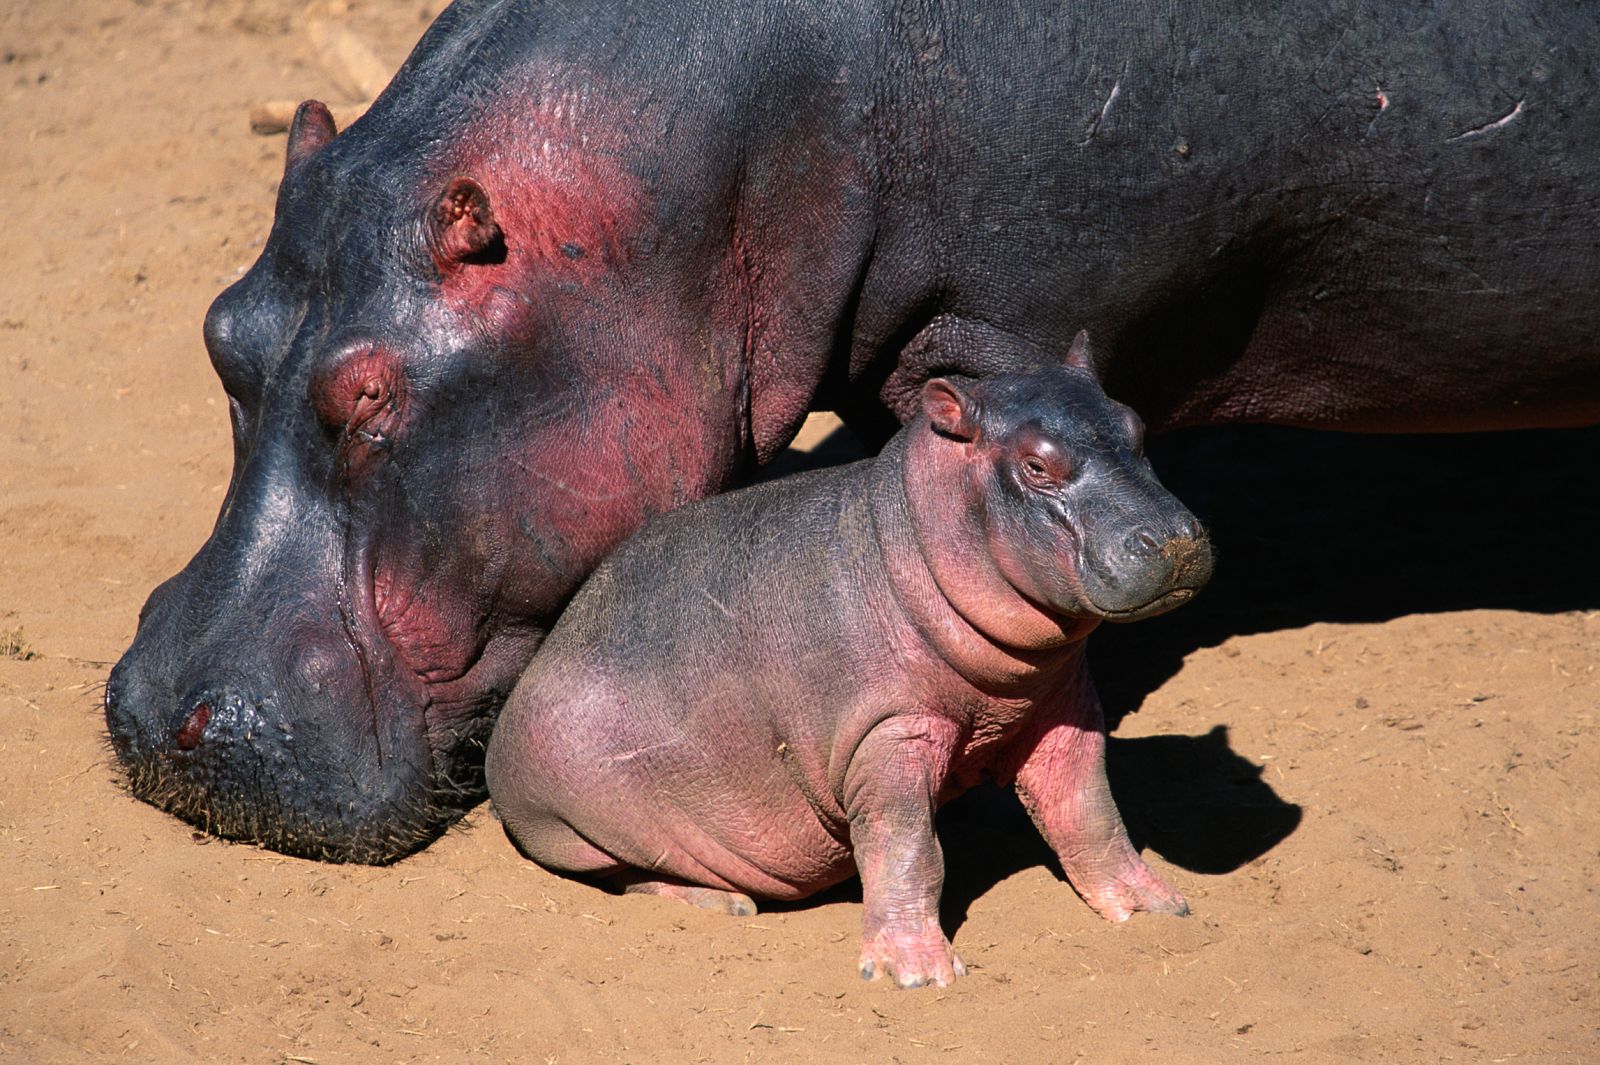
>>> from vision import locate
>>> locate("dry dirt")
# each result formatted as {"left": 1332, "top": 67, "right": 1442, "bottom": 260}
{"left": 2, "top": 3, "right": 1596, "bottom": 1062}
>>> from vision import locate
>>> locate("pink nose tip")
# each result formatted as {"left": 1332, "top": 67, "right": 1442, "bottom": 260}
{"left": 175, "top": 702, "right": 212, "bottom": 751}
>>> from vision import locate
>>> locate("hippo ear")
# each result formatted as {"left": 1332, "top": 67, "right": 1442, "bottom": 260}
{"left": 1064, "top": 329, "right": 1095, "bottom": 372}
{"left": 285, "top": 100, "right": 337, "bottom": 172}
{"left": 922, "top": 378, "right": 981, "bottom": 441}
{"left": 429, "top": 177, "right": 505, "bottom": 268}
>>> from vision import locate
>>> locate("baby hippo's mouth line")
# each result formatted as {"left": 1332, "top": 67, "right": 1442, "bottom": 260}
{"left": 1092, "top": 586, "right": 1197, "bottom": 622}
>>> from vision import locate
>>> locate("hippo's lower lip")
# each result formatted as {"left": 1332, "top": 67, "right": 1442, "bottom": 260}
{"left": 1092, "top": 586, "right": 1197, "bottom": 622}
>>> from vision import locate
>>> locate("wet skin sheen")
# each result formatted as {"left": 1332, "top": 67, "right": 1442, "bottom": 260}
{"left": 108, "top": 0, "right": 1600, "bottom": 861}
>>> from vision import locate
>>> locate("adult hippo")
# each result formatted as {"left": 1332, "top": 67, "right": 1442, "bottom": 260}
{"left": 106, "top": 0, "right": 1600, "bottom": 862}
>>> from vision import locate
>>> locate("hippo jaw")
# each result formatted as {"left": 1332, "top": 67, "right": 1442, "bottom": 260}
{"left": 1083, "top": 582, "right": 1200, "bottom": 622}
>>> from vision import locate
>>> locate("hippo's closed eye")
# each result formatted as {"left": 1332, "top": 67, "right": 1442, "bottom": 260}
{"left": 309, "top": 346, "right": 410, "bottom": 474}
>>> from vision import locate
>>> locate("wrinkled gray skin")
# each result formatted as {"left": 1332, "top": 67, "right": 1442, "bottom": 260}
{"left": 488, "top": 363, "right": 1211, "bottom": 987}
{"left": 109, "top": 0, "right": 1600, "bottom": 862}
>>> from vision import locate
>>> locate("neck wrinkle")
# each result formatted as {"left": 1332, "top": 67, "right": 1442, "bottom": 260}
{"left": 869, "top": 430, "right": 1090, "bottom": 695}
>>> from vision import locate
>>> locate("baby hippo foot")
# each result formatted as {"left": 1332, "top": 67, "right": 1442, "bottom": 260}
{"left": 618, "top": 875, "right": 757, "bottom": 917}
{"left": 859, "top": 918, "right": 967, "bottom": 989}
{"left": 1064, "top": 847, "right": 1188, "bottom": 923}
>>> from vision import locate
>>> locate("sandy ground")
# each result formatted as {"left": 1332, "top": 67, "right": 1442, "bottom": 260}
{"left": 2, "top": 2, "right": 1596, "bottom": 1062}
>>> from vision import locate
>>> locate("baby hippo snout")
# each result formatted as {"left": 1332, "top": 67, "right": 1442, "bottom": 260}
{"left": 1083, "top": 514, "right": 1213, "bottom": 621}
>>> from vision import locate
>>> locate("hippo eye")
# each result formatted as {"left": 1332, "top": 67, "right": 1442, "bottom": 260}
{"left": 311, "top": 347, "right": 406, "bottom": 433}
{"left": 308, "top": 347, "right": 409, "bottom": 482}
{"left": 1019, "top": 454, "right": 1064, "bottom": 489}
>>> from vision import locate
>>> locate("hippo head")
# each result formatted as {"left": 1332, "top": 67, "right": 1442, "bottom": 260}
{"left": 103, "top": 95, "right": 764, "bottom": 862}
{"left": 920, "top": 352, "right": 1212, "bottom": 626}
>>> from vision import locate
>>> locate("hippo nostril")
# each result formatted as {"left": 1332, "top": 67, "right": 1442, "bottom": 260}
{"left": 1126, "top": 527, "right": 1163, "bottom": 557}
{"left": 175, "top": 702, "right": 213, "bottom": 751}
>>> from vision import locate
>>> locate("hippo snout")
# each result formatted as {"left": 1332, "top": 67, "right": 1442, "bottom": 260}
{"left": 105, "top": 640, "right": 443, "bottom": 862}
{"left": 1082, "top": 520, "right": 1213, "bottom": 621}
{"left": 107, "top": 675, "right": 279, "bottom": 776}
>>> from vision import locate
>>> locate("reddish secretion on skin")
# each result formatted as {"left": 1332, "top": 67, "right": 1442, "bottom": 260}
{"left": 404, "top": 81, "right": 746, "bottom": 597}
{"left": 371, "top": 571, "right": 482, "bottom": 686}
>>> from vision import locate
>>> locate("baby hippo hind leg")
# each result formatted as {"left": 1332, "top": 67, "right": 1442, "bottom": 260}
{"left": 845, "top": 717, "right": 967, "bottom": 989}
{"left": 1010, "top": 674, "right": 1188, "bottom": 922}
{"left": 616, "top": 872, "right": 758, "bottom": 917}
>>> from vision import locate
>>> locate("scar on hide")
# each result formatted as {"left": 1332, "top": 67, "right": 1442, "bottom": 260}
{"left": 607, "top": 740, "right": 677, "bottom": 765}
{"left": 699, "top": 587, "right": 736, "bottom": 620}
{"left": 1077, "top": 61, "right": 1128, "bottom": 147}
{"left": 1364, "top": 86, "right": 1390, "bottom": 138}
{"left": 1447, "top": 98, "right": 1524, "bottom": 143}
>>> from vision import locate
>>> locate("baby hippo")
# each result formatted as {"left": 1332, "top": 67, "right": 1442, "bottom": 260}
{"left": 487, "top": 358, "right": 1212, "bottom": 988}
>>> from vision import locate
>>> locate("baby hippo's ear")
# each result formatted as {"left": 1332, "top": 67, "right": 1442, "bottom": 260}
{"left": 1064, "top": 329, "right": 1095, "bottom": 372}
{"left": 922, "top": 377, "right": 981, "bottom": 441}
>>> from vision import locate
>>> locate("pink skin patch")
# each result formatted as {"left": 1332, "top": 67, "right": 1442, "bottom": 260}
{"left": 496, "top": 371, "right": 737, "bottom": 577}
{"left": 371, "top": 567, "right": 482, "bottom": 686}
{"left": 425, "top": 83, "right": 650, "bottom": 337}
{"left": 858, "top": 918, "right": 967, "bottom": 989}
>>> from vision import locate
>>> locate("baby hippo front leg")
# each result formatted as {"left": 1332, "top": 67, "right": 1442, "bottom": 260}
{"left": 1010, "top": 669, "right": 1188, "bottom": 921}
{"left": 844, "top": 715, "right": 967, "bottom": 989}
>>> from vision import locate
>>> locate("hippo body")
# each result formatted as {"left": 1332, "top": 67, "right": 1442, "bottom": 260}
{"left": 488, "top": 363, "right": 1211, "bottom": 986}
{"left": 109, "top": 0, "right": 1600, "bottom": 861}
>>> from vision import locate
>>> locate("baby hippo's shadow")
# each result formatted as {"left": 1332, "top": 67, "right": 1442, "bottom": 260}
{"left": 933, "top": 726, "right": 1298, "bottom": 934}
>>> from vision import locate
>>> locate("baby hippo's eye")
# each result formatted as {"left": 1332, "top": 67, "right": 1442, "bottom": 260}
{"left": 1018, "top": 451, "right": 1068, "bottom": 489}
{"left": 1011, "top": 430, "right": 1072, "bottom": 489}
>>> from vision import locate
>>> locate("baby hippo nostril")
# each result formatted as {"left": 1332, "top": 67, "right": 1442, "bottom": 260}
{"left": 1126, "top": 527, "right": 1163, "bottom": 558}
{"left": 175, "top": 702, "right": 213, "bottom": 751}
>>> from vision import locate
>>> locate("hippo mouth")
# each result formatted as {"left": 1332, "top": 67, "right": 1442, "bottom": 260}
{"left": 1089, "top": 585, "right": 1198, "bottom": 622}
